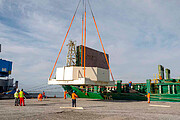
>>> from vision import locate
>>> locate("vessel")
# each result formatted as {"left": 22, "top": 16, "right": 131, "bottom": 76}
{"left": 0, "top": 45, "right": 18, "bottom": 99}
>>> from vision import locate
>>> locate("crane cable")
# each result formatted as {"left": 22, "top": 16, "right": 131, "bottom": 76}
{"left": 49, "top": 0, "right": 82, "bottom": 79}
{"left": 87, "top": 0, "right": 114, "bottom": 81}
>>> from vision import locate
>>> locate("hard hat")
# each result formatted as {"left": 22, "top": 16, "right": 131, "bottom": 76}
{"left": 16, "top": 89, "right": 19, "bottom": 92}
{"left": 148, "top": 91, "right": 150, "bottom": 93}
{"left": 73, "top": 90, "right": 75, "bottom": 93}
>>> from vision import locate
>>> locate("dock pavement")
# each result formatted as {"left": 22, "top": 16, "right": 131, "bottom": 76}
{"left": 0, "top": 98, "right": 180, "bottom": 120}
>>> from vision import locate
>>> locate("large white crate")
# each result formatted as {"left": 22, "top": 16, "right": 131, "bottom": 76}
{"left": 48, "top": 66, "right": 114, "bottom": 86}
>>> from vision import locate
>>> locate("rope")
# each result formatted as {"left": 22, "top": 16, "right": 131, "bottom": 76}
{"left": 27, "top": 86, "right": 62, "bottom": 92}
{"left": 87, "top": 0, "right": 114, "bottom": 81}
{"left": 49, "top": 0, "right": 82, "bottom": 79}
{"left": 27, "top": 85, "right": 52, "bottom": 91}
{"left": 27, "top": 84, "right": 58, "bottom": 91}
{"left": 25, "top": 83, "right": 49, "bottom": 90}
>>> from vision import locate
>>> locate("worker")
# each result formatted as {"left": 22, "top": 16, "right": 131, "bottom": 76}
{"left": 64, "top": 90, "right": 68, "bottom": 99}
{"left": 71, "top": 90, "right": 78, "bottom": 107}
{"left": 129, "top": 81, "right": 132, "bottom": 89}
{"left": 19, "top": 89, "right": 25, "bottom": 106}
{"left": 14, "top": 89, "right": 19, "bottom": 106}
{"left": 42, "top": 91, "right": 46, "bottom": 99}
{"left": 18, "top": 89, "right": 20, "bottom": 105}
{"left": 38, "top": 93, "right": 43, "bottom": 101}
{"left": 147, "top": 91, "right": 150, "bottom": 103}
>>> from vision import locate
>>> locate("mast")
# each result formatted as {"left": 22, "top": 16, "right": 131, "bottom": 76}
{"left": 66, "top": 40, "right": 76, "bottom": 67}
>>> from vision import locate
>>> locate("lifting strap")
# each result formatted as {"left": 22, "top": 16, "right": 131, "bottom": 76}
{"left": 49, "top": 0, "right": 82, "bottom": 79}
{"left": 50, "top": 0, "right": 115, "bottom": 81}
{"left": 84, "top": 0, "right": 86, "bottom": 78}
{"left": 87, "top": 0, "right": 114, "bottom": 81}
{"left": 81, "top": 0, "right": 84, "bottom": 67}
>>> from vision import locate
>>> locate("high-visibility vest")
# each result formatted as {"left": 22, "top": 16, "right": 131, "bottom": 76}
{"left": 147, "top": 93, "right": 150, "bottom": 98}
{"left": 38, "top": 94, "right": 42, "bottom": 99}
{"left": 14, "top": 92, "right": 19, "bottom": 98}
{"left": 64, "top": 91, "right": 68, "bottom": 96}
{"left": 19, "top": 91, "right": 24, "bottom": 98}
{"left": 72, "top": 93, "right": 78, "bottom": 99}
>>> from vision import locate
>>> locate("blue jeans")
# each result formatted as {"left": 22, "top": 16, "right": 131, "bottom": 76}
{"left": 72, "top": 99, "right": 76, "bottom": 107}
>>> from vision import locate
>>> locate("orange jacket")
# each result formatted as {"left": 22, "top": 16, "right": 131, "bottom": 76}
{"left": 147, "top": 93, "right": 150, "bottom": 98}
{"left": 64, "top": 91, "right": 68, "bottom": 95}
{"left": 38, "top": 94, "right": 42, "bottom": 99}
{"left": 72, "top": 93, "right": 78, "bottom": 99}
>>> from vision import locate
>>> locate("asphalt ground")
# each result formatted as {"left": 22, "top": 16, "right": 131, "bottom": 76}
{"left": 0, "top": 98, "right": 179, "bottom": 120}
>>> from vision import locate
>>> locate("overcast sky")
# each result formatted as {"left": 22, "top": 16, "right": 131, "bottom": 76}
{"left": 1, "top": 0, "right": 180, "bottom": 89}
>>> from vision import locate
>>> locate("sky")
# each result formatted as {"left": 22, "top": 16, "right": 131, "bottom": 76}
{"left": 0, "top": 0, "right": 180, "bottom": 90}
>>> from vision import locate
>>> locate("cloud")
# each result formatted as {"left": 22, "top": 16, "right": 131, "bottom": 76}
{"left": 0, "top": 0, "right": 180, "bottom": 91}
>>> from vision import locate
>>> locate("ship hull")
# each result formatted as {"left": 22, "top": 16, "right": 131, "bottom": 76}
{"left": 62, "top": 85, "right": 147, "bottom": 101}
{"left": 62, "top": 79, "right": 180, "bottom": 102}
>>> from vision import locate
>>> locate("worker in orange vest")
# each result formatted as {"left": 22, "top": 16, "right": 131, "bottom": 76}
{"left": 38, "top": 93, "right": 42, "bottom": 101}
{"left": 72, "top": 91, "right": 78, "bottom": 107}
{"left": 147, "top": 91, "right": 150, "bottom": 103}
{"left": 64, "top": 90, "right": 68, "bottom": 99}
